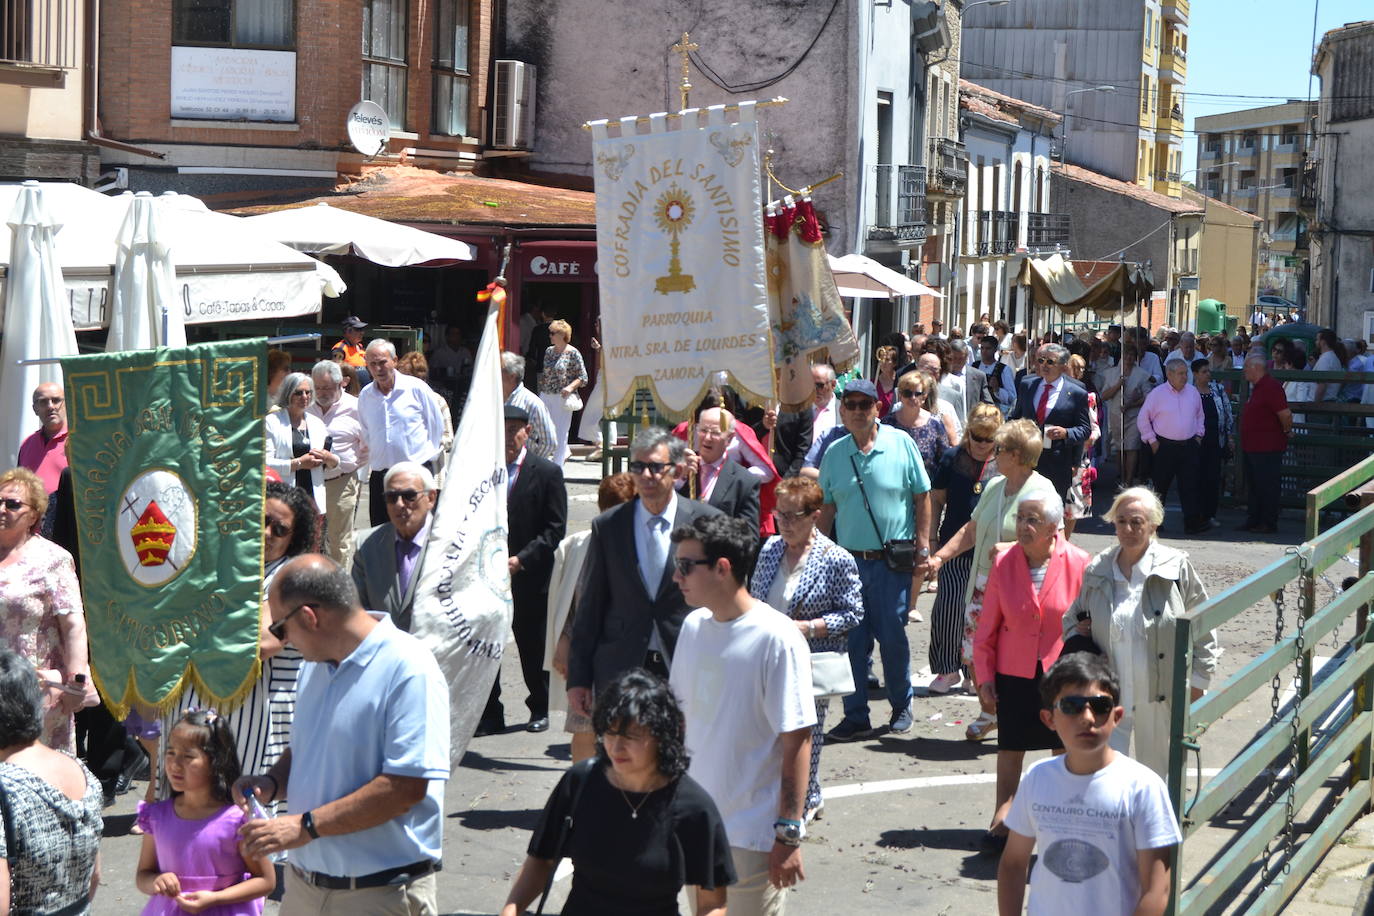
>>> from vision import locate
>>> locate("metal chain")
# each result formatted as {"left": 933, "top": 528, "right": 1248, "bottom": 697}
{"left": 1281, "top": 567, "right": 1311, "bottom": 874}
{"left": 1260, "top": 585, "right": 1288, "bottom": 866}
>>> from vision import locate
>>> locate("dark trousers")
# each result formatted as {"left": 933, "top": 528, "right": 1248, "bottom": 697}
{"left": 1152, "top": 437, "right": 1202, "bottom": 528}
{"left": 1037, "top": 453, "right": 1075, "bottom": 504}
{"left": 76, "top": 703, "right": 135, "bottom": 787}
{"left": 368, "top": 460, "right": 436, "bottom": 527}
{"left": 1245, "top": 449, "right": 1284, "bottom": 527}
{"left": 1197, "top": 441, "right": 1223, "bottom": 522}
{"left": 482, "top": 586, "right": 550, "bottom": 723}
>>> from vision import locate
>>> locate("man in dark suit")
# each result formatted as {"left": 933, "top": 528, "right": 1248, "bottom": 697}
{"left": 479, "top": 405, "right": 567, "bottom": 735}
{"left": 684, "top": 406, "right": 761, "bottom": 531}
{"left": 522, "top": 304, "right": 553, "bottom": 391}
{"left": 566, "top": 426, "right": 721, "bottom": 720}
{"left": 1008, "top": 343, "right": 1092, "bottom": 501}
{"left": 350, "top": 461, "right": 436, "bottom": 633}
{"left": 747, "top": 404, "right": 812, "bottom": 478}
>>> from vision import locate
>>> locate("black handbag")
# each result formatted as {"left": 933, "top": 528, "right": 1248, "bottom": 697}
{"left": 849, "top": 453, "right": 916, "bottom": 573}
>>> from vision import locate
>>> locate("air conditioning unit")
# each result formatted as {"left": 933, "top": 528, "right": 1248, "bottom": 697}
{"left": 492, "top": 60, "right": 537, "bottom": 150}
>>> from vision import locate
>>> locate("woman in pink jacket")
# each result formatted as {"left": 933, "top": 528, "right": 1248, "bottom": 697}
{"left": 973, "top": 487, "right": 1090, "bottom": 853}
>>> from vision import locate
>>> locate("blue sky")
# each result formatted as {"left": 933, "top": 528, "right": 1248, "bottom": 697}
{"left": 1183, "top": 0, "right": 1370, "bottom": 169}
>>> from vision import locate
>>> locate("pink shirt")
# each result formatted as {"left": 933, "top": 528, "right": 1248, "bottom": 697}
{"left": 1137, "top": 383, "right": 1204, "bottom": 444}
{"left": 17, "top": 426, "right": 68, "bottom": 494}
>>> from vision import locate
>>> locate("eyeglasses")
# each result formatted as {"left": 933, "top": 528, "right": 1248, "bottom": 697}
{"left": 969, "top": 433, "right": 994, "bottom": 444}
{"left": 673, "top": 556, "right": 713, "bottom": 576}
{"left": 899, "top": 389, "right": 925, "bottom": 399}
{"left": 268, "top": 603, "right": 307, "bottom": 641}
{"left": 813, "top": 381, "right": 831, "bottom": 391}
{"left": 1055, "top": 695, "right": 1115, "bottom": 717}
{"left": 1036, "top": 356, "right": 1058, "bottom": 366}
{"left": 291, "top": 389, "right": 313, "bottom": 398}
{"left": 0, "top": 498, "right": 30, "bottom": 512}
{"left": 265, "top": 519, "right": 293, "bottom": 538}
{"left": 841, "top": 399, "right": 875, "bottom": 411}
{"left": 1015, "top": 513, "right": 1047, "bottom": 527}
{"left": 629, "top": 460, "right": 672, "bottom": 476}
{"left": 774, "top": 509, "right": 815, "bottom": 523}
{"left": 384, "top": 489, "right": 423, "bottom": 504}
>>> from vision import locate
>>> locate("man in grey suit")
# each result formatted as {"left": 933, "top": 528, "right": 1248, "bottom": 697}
{"left": 948, "top": 338, "right": 994, "bottom": 421}
{"left": 566, "top": 426, "right": 721, "bottom": 720}
{"left": 683, "top": 406, "right": 761, "bottom": 532}
{"left": 350, "top": 461, "right": 436, "bottom": 633}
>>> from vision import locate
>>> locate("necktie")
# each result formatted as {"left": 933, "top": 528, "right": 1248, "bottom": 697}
{"left": 1036, "top": 380, "right": 1052, "bottom": 425}
{"left": 642, "top": 516, "right": 666, "bottom": 592}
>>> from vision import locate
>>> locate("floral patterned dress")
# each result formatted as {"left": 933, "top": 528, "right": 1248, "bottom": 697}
{"left": 0, "top": 536, "right": 84, "bottom": 751}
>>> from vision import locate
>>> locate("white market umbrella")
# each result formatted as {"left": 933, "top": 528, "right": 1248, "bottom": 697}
{"left": 242, "top": 201, "right": 475, "bottom": 267}
{"left": 828, "top": 253, "right": 943, "bottom": 299}
{"left": 107, "top": 191, "right": 185, "bottom": 351}
{"left": 0, "top": 181, "right": 79, "bottom": 464}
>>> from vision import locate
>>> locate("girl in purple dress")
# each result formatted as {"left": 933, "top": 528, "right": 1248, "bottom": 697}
{"left": 135, "top": 710, "right": 274, "bottom": 915}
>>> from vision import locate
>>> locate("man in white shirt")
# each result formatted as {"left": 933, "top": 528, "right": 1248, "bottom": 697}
{"left": 810, "top": 363, "right": 842, "bottom": 445}
{"left": 1164, "top": 331, "right": 1200, "bottom": 366}
{"left": 670, "top": 514, "right": 815, "bottom": 916}
{"left": 358, "top": 339, "right": 446, "bottom": 526}
{"left": 308, "top": 360, "right": 368, "bottom": 568}
{"left": 501, "top": 352, "right": 556, "bottom": 463}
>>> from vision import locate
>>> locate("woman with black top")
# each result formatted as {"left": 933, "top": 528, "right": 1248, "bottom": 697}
{"left": 500, "top": 669, "right": 735, "bottom": 916}
{"left": 1191, "top": 358, "right": 1233, "bottom": 528}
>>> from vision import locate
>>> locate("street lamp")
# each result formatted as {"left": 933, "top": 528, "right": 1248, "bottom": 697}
{"left": 1059, "top": 86, "right": 1117, "bottom": 161}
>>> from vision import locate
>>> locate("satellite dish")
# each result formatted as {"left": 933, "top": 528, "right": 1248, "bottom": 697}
{"left": 346, "top": 100, "right": 390, "bottom": 157}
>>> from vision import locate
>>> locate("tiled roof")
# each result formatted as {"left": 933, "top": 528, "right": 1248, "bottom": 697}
{"left": 1052, "top": 162, "right": 1204, "bottom": 215}
{"left": 1180, "top": 186, "right": 1262, "bottom": 223}
{"left": 958, "top": 80, "right": 1061, "bottom": 125}
{"left": 226, "top": 166, "right": 596, "bottom": 227}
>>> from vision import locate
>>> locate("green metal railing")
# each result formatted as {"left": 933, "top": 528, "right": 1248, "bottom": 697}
{"left": 1166, "top": 457, "right": 1374, "bottom": 914}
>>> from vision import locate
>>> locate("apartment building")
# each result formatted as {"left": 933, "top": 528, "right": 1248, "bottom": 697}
{"left": 1194, "top": 100, "right": 1311, "bottom": 306}
{"left": 95, "top": 0, "right": 492, "bottom": 197}
{"left": 961, "top": 0, "right": 1188, "bottom": 198}
{"left": 956, "top": 80, "right": 1064, "bottom": 331}
{"left": 0, "top": 0, "right": 98, "bottom": 182}
{"left": 1306, "top": 20, "right": 1374, "bottom": 341}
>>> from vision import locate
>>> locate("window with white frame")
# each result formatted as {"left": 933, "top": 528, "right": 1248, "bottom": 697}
{"left": 174, "top": 0, "right": 294, "bottom": 48}
{"left": 362, "top": 0, "right": 408, "bottom": 130}
{"left": 431, "top": 0, "right": 470, "bottom": 136}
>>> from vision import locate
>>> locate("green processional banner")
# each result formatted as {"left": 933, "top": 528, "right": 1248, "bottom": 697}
{"left": 61, "top": 339, "right": 267, "bottom": 718}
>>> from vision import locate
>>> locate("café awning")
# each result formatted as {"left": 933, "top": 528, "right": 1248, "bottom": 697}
{"left": 828, "top": 253, "right": 943, "bottom": 299}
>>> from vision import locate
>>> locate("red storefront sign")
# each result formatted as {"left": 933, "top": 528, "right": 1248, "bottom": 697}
{"left": 519, "top": 241, "right": 598, "bottom": 282}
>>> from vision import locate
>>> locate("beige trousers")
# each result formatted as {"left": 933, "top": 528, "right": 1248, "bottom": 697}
{"left": 322, "top": 474, "right": 360, "bottom": 568}
{"left": 280, "top": 866, "right": 437, "bottom": 916}
{"left": 686, "top": 846, "right": 785, "bottom": 916}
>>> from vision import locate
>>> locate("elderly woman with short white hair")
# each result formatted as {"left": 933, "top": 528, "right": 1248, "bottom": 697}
{"left": 265, "top": 371, "right": 338, "bottom": 512}
{"left": 1064, "top": 486, "right": 1220, "bottom": 777}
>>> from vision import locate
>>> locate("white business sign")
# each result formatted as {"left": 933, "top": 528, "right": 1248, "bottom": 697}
{"left": 170, "top": 47, "right": 296, "bottom": 122}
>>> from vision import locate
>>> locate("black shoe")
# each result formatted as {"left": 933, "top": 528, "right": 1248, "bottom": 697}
{"left": 866, "top": 673, "right": 881, "bottom": 690}
{"left": 473, "top": 718, "right": 504, "bottom": 738}
{"left": 1254, "top": 524, "right": 1279, "bottom": 534}
{"left": 526, "top": 717, "right": 550, "bottom": 733}
{"left": 1235, "top": 521, "right": 1260, "bottom": 532}
{"left": 826, "top": 719, "right": 873, "bottom": 742}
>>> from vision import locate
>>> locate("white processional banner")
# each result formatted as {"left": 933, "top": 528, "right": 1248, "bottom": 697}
{"left": 590, "top": 104, "right": 774, "bottom": 419}
{"left": 410, "top": 303, "right": 513, "bottom": 766}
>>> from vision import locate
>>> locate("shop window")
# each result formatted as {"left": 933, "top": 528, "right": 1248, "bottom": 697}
{"left": 363, "top": 0, "right": 408, "bottom": 130}
{"left": 431, "top": 0, "right": 470, "bottom": 136}
{"left": 174, "top": 0, "right": 294, "bottom": 49}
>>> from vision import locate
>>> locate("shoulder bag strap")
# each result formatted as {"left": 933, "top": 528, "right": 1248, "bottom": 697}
{"left": 535, "top": 758, "right": 596, "bottom": 915}
{"left": 849, "top": 452, "right": 886, "bottom": 547}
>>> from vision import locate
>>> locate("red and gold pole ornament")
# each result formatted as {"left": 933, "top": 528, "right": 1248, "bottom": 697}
{"left": 477, "top": 278, "right": 509, "bottom": 349}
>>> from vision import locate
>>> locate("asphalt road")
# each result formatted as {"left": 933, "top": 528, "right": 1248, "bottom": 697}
{"left": 88, "top": 464, "right": 1367, "bottom": 915}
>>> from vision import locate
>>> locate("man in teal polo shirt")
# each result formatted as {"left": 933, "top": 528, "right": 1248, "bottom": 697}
{"left": 818, "top": 379, "right": 931, "bottom": 740}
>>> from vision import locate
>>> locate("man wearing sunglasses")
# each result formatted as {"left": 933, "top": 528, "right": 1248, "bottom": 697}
{"left": 809, "top": 363, "right": 843, "bottom": 447}
{"left": 975, "top": 336, "right": 1015, "bottom": 415}
{"left": 1008, "top": 344, "right": 1092, "bottom": 503}
{"left": 350, "top": 462, "right": 437, "bottom": 633}
{"left": 567, "top": 427, "right": 721, "bottom": 724}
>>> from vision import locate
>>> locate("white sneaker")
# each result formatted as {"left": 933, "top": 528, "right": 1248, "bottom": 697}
{"left": 907, "top": 608, "right": 923, "bottom": 624}
{"left": 927, "top": 672, "right": 964, "bottom": 695}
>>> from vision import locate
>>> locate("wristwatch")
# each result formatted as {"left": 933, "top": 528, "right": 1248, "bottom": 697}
{"left": 916, "top": 547, "right": 931, "bottom": 558}
{"left": 301, "top": 810, "right": 320, "bottom": 840}
{"left": 774, "top": 818, "right": 804, "bottom": 847}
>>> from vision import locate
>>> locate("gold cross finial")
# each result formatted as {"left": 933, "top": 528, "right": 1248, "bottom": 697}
{"left": 670, "top": 31, "right": 699, "bottom": 111}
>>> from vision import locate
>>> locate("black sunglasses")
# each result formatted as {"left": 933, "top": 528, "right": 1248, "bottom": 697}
{"left": 384, "top": 489, "right": 423, "bottom": 504}
{"left": 969, "top": 433, "right": 994, "bottom": 444}
{"left": 265, "top": 519, "right": 293, "bottom": 538}
{"left": 900, "top": 389, "right": 925, "bottom": 399}
{"left": 673, "top": 556, "right": 714, "bottom": 576}
{"left": 1055, "top": 695, "right": 1115, "bottom": 717}
{"left": 268, "top": 603, "right": 307, "bottom": 641}
{"left": 1, "top": 498, "right": 30, "bottom": 512}
{"left": 813, "top": 381, "right": 831, "bottom": 390}
{"left": 629, "top": 460, "right": 672, "bottom": 475}
{"left": 1036, "top": 356, "right": 1058, "bottom": 365}
{"left": 773, "top": 509, "right": 815, "bottom": 522}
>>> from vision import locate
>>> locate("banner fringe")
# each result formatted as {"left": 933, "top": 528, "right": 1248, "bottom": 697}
{"left": 604, "top": 371, "right": 776, "bottom": 426}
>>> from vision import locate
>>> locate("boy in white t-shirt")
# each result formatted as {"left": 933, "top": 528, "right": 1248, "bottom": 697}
{"left": 669, "top": 514, "right": 816, "bottom": 916}
{"left": 999, "top": 653, "right": 1181, "bottom": 916}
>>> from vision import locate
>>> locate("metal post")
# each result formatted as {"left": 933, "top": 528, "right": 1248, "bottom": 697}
{"left": 1165, "top": 614, "right": 1194, "bottom": 916}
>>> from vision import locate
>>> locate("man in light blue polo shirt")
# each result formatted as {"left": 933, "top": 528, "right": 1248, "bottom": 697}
{"left": 818, "top": 379, "right": 931, "bottom": 741}
{"left": 237, "top": 555, "right": 450, "bottom": 915}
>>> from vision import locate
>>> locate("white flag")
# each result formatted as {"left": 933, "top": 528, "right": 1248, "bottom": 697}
{"left": 411, "top": 303, "right": 512, "bottom": 766}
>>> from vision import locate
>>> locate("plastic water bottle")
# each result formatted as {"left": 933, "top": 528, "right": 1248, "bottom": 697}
{"left": 248, "top": 796, "right": 287, "bottom": 864}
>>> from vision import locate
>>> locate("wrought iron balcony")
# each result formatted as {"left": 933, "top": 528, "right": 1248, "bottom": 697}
{"left": 1026, "top": 212, "right": 1071, "bottom": 247}
{"left": 867, "top": 164, "right": 927, "bottom": 247}
{"left": 1, "top": 0, "right": 79, "bottom": 85}
{"left": 973, "top": 210, "right": 1020, "bottom": 257}
{"left": 926, "top": 138, "right": 968, "bottom": 198}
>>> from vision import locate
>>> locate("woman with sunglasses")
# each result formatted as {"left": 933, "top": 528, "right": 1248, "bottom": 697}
{"left": 501, "top": 668, "right": 735, "bottom": 916}
{"left": 158, "top": 482, "right": 316, "bottom": 802}
{"left": 748, "top": 476, "right": 863, "bottom": 822}
{"left": 924, "top": 404, "right": 1002, "bottom": 695}
{"left": 1062, "top": 487, "right": 1219, "bottom": 777}
{"left": 0, "top": 467, "right": 93, "bottom": 751}
{"left": 881, "top": 369, "right": 955, "bottom": 479}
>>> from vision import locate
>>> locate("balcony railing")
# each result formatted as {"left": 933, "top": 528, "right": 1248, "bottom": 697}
{"left": 926, "top": 138, "right": 968, "bottom": 198}
{"left": 1176, "top": 249, "right": 1198, "bottom": 276}
{"left": 1299, "top": 160, "right": 1319, "bottom": 211}
{"left": 1156, "top": 108, "right": 1184, "bottom": 137}
{"left": 973, "top": 210, "right": 1019, "bottom": 257}
{"left": 1026, "top": 211, "right": 1071, "bottom": 247}
{"left": 1, "top": 0, "right": 79, "bottom": 71}
{"left": 1155, "top": 170, "right": 1183, "bottom": 183}
{"left": 1161, "top": 0, "right": 1188, "bottom": 23}
{"left": 1159, "top": 49, "right": 1187, "bottom": 80}
{"left": 867, "top": 164, "right": 927, "bottom": 246}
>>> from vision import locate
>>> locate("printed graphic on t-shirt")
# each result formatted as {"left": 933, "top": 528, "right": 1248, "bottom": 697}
{"left": 1030, "top": 791, "right": 1126, "bottom": 884}
{"left": 1042, "top": 838, "right": 1111, "bottom": 883}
